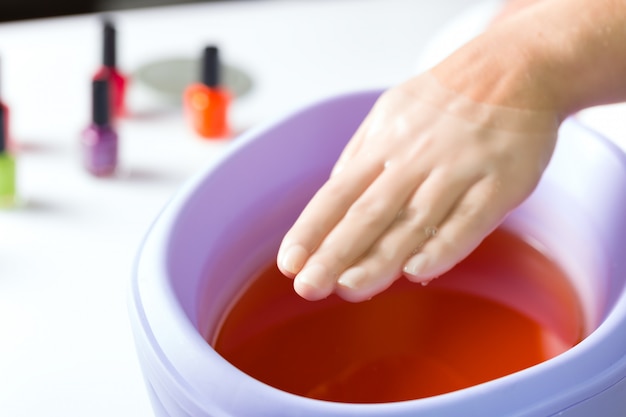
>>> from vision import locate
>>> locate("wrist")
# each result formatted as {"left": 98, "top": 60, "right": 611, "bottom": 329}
{"left": 430, "top": 0, "right": 626, "bottom": 120}
{"left": 430, "top": 20, "right": 561, "bottom": 117}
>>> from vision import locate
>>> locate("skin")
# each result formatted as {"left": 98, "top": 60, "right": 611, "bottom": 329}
{"left": 278, "top": 0, "right": 626, "bottom": 302}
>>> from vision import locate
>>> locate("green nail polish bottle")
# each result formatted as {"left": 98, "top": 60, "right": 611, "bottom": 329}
{"left": 0, "top": 104, "right": 15, "bottom": 208}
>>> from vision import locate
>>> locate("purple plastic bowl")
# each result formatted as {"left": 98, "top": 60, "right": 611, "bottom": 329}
{"left": 129, "top": 90, "right": 626, "bottom": 416}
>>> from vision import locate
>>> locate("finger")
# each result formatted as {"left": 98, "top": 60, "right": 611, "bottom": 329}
{"left": 402, "top": 177, "right": 513, "bottom": 283}
{"left": 292, "top": 162, "right": 430, "bottom": 300}
{"left": 334, "top": 165, "right": 479, "bottom": 302}
{"left": 277, "top": 157, "right": 383, "bottom": 278}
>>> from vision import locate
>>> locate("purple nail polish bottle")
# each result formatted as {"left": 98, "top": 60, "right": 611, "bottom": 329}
{"left": 81, "top": 77, "right": 118, "bottom": 176}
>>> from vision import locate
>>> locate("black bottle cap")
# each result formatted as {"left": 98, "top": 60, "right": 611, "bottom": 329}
{"left": 201, "top": 45, "right": 220, "bottom": 87}
{"left": 92, "top": 77, "right": 111, "bottom": 127}
{"left": 103, "top": 19, "right": 117, "bottom": 68}
{"left": 0, "top": 106, "right": 6, "bottom": 153}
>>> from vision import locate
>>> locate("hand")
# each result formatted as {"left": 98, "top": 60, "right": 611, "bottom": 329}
{"left": 277, "top": 72, "right": 559, "bottom": 302}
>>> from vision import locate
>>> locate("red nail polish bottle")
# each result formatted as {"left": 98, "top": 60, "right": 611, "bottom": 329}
{"left": 0, "top": 56, "right": 12, "bottom": 152}
{"left": 93, "top": 19, "right": 127, "bottom": 118}
{"left": 184, "top": 46, "right": 231, "bottom": 139}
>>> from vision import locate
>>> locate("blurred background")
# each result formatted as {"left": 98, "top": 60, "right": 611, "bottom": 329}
{"left": 0, "top": 0, "right": 227, "bottom": 22}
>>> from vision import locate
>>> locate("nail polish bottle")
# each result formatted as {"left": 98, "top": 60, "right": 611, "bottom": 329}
{"left": 0, "top": 56, "right": 12, "bottom": 152}
{"left": 93, "top": 18, "right": 127, "bottom": 118}
{"left": 82, "top": 78, "right": 118, "bottom": 177}
{"left": 184, "top": 45, "right": 231, "bottom": 139}
{"left": 0, "top": 105, "right": 16, "bottom": 207}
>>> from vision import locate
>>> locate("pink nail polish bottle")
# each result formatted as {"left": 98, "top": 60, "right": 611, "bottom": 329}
{"left": 93, "top": 18, "right": 127, "bottom": 118}
{"left": 81, "top": 78, "right": 118, "bottom": 177}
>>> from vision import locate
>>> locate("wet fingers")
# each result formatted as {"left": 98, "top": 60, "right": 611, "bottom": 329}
{"left": 291, "top": 163, "right": 430, "bottom": 300}
{"left": 332, "top": 166, "right": 476, "bottom": 301}
{"left": 402, "top": 177, "right": 513, "bottom": 283}
{"left": 277, "top": 160, "right": 382, "bottom": 278}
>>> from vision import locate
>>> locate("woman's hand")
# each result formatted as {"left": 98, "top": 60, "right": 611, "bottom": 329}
{"left": 277, "top": 73, "right": 559, "bottom": 302}
{"left": 277, "top": 0, "right": 626, "bottom": 302}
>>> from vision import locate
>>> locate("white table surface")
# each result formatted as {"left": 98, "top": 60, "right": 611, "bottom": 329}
{"left": 3, "top": 1, "right": 625, "bottom": 415}
{"left": 0, "top": 0, "right": 488, "bottom": 415}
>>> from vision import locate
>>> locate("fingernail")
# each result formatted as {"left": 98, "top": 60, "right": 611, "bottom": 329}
{"left": 297, "top": 264, "right": 328, "bottom": 288}
{"left": 279, "top": 244, "right": 308, "bottom": 274}
{"left": 337, "top": 267, "right": 366, "bottom": 290}
{"left": 403, "top": 253, "right": 428, "bottom": 277}
{"left": 294, "top": 263, "right": 334, "bottom": 300}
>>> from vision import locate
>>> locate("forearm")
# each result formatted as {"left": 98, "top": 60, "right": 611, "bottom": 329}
{"left": 431, "top": 0, "right": 626, "bottom": 119}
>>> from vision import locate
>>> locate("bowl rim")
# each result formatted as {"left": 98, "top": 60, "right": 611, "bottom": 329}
{"left": 129, "top": 91, "right": 626, "bottom": 416}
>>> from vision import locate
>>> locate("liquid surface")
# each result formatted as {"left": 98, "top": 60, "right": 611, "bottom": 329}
{"left": 212, "top": 228, "right": 583, "bottom": 403}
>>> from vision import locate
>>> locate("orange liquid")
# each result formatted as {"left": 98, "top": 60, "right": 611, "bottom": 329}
{"left": 212, "top": 228, "right": 583, "bottom": 403}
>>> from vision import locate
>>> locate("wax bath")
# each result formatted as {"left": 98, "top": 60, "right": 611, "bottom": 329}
{"left": 213, "top": 228, "right": 582, "bottom": 403}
